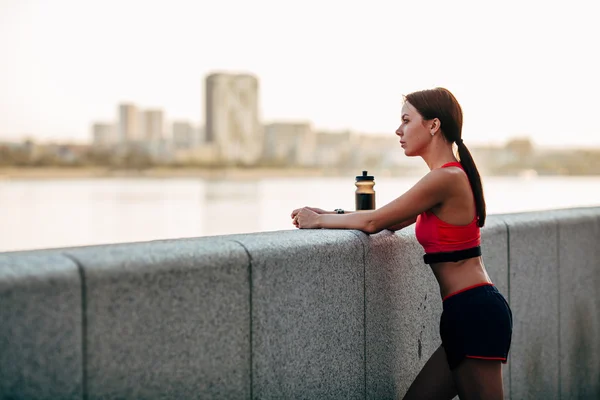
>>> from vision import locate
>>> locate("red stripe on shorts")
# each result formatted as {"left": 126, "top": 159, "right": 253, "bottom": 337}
{"left": 442, "top": 282, "right": 494, "bottom": 301}
{"left": 465, "top": 355, "right": 507, "bottom": 361}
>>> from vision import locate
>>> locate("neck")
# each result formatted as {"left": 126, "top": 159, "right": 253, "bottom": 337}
{"left": 421, "top": 138, "right": 457, "bottom": 170}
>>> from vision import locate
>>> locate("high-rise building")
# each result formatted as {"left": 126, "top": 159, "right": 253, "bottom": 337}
{"left": 91, "top": 123, "right": 114, "bottom": 148}
{"left": 315, "top": 130, "right": 356, "bottom": 168}
{"left": 205, "top": 73, "right": 263, "bottom": 165}
{"left": 263, "top": 122, "right": 316, "bottom": 166}
{"left": 142, "top": 109, "right": 164, "bottom": 142}
{"left": 172, "top": 121, "right": 195, "bottom": 149}
{"left": 118, "top": 103, "right": 139, "bottom": 143}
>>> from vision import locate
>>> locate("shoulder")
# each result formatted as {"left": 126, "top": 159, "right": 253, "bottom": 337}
{"left": 392, "top": 168, "right": 454, "bottom": 210}
{"left": 409, "top": 167, "right": 468, "bottom": 207}
{"left": 418, "top": 167, "right": 462, "bottom": 194}
{"left": 368, "top": 166, "right": 463, "bottom": 231}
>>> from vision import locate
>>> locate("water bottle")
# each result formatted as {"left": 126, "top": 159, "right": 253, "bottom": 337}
{"left": 355, "top": 170, "right": 375, "bottom": 210}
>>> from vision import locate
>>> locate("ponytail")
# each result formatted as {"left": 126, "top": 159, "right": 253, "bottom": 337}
{"left": 456, "top": 142, "right": 486, "bottom": 227}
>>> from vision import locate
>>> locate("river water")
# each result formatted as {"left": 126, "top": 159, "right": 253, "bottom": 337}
{"left": 1, "top": 175, "right": 599, "bottom": 252}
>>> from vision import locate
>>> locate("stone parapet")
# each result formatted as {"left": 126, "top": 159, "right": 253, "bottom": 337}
{"left": 1, "top": 207, "right": 599, "bottom": 399}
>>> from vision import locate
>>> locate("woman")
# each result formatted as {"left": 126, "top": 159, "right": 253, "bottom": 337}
{"left": 290, "top": 88, "right": 513, "bottom": 400}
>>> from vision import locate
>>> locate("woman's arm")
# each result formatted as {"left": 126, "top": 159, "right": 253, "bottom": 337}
{"left": 310, "top": 212, "right": 416, "bottom": 232}
{"left": 291, "top": 207, "right": 367, "bottom": 216}
{"left": 348, "top": 211, "right": 415, "bottom": 230}
{"left": 300, "top": 168, "right": 452, "bottom": 233}
{"left": 386, "top": 216, "right": 417, "bottom": 231}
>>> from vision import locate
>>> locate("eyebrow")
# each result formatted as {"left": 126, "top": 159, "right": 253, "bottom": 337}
{"left": 401, "top": 113, "right": 409, "bottom": 119}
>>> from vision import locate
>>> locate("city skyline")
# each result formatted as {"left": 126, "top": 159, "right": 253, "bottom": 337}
{"left": 1, "top": 0, "right": 599, "bottom": 149}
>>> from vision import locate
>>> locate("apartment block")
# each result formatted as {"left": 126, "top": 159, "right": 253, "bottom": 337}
{"left": 205, "top": 73, "right": 263, "bottom": 165}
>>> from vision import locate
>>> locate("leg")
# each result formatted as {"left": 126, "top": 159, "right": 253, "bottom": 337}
{"left": 402, "top": 345, "right": 457, "bottom": 400}
{"left": 452, "top": 358, "right": 503, "bottom": 400}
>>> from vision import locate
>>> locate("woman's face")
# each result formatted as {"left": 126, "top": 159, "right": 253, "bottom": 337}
{"left": 395, "top": 101, "right": 431, "bottom": 157}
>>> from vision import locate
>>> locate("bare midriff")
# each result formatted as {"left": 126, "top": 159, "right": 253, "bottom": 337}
{"left": 430, "top": 256, "right": 493, "bottom": 300}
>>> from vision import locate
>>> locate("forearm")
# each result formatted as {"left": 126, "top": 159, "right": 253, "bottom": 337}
{"left": 386, "top": 217, "right": 417, "bottom": 231}
{"left": 317, "top": 211, "right": 375, "bottom": 232}
{"left": 320, "top": 212, "right": 415, "bottom": 232}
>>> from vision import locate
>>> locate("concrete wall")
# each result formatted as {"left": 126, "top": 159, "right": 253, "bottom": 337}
{"left": 66, "top": 239, "right": 252, "bottom": 399}
{"left": 0, "top": 253, "right": 83, "bottom": 399}
{"left": 1, "top": 207, "right": 599, "bottom": 399}
{"left": 556, "top": 209, "right": 600, "bottom": 399}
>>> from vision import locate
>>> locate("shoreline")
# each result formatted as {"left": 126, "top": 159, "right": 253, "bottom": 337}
{"left": 0, "top": 167, "right": 371, "bottom": 180}
{"left": 1, "top": 167, "right": 598, "bottom": 180}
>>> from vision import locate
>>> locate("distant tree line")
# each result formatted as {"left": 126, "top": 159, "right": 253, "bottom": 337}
{"left": 482, "top": 138, "right": 600, "bottom": 176}
{"left": 0, "top": 142, "right": 155, "bottom": 170}
{"left": 2, "top": 138, "right": 600, "bottom": 175}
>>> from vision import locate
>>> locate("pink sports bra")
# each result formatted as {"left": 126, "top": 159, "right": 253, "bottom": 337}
{"left": 415, "top": 162, "right": 481, "bottom": 263}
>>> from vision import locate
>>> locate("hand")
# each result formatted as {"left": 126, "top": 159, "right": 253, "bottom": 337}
{"left": 290, "top": 207, "right": 322, "bottom": 229}
{"left": 291, "top": 206, "right": 328, "bottom": 218}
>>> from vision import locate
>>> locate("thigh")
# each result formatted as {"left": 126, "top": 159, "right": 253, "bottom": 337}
{"left": 402, "top": 345, "right": 457, "bottom": 400}
{"left": 452, "top": 358, "right": 503, "bottom": 400}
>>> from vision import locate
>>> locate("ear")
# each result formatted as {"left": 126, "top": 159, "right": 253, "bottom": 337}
{"left": 430, "top": 118, "right": 441, "bottom": 135}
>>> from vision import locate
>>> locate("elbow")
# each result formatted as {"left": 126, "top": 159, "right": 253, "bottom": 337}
{"left": 363, "top": 220, "right": 382, "bottom": 235}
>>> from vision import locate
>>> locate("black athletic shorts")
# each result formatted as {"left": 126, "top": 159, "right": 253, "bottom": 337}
{"left": 440, "top": 283, "right": 513, "bottom": 370}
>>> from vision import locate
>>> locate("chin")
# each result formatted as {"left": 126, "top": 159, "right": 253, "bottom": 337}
{"left": 403, "top": 149, "right": 418, "bottom": 157}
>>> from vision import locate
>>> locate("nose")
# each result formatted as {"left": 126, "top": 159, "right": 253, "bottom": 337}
{"left": 395, "top": 125, "right": 403, "bottom": 137}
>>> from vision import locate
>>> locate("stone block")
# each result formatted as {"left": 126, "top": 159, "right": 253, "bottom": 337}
{"left": 500, "top": 211, "right": 560, "bottom": 399}
{"left": 65, "top": 238, "right": 251, "bottom": 399}
{"left": 227, "top": 230, "right": 365, "bottom": 399}
{"left": 556, "top": 207, "right": 600, "bottom": 399}
{"left": 362, "top": 226, "right": 442, "bottom": 399}
{"left": 0, "top": 252, "right": 83, "bottom": 399}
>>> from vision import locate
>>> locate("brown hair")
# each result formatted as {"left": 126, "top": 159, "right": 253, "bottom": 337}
{"left": 404, "top": 87, "right": 486, "bottom": 227}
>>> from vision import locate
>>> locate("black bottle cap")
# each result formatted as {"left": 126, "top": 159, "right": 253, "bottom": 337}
{"left": 356, "top": 170, "right": 374, "bottom": 181}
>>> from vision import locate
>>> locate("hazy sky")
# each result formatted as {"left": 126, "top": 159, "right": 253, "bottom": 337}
{"left": 1, "top": 0, "right": 599, "bottom": 148}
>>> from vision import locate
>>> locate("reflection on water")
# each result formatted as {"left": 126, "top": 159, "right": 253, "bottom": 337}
{"left": 1, "top": 176, "right": 599, "bottom": 252}
{"left": 204, "top": 179, "right": 260, "bottom": 201}
{"left": 202, "top": 180, "right": 260, "bottom": 237}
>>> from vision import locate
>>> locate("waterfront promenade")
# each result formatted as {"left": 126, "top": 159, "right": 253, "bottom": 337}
{"left": 1, "top": 207, "right": 599, "bottom": 399}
